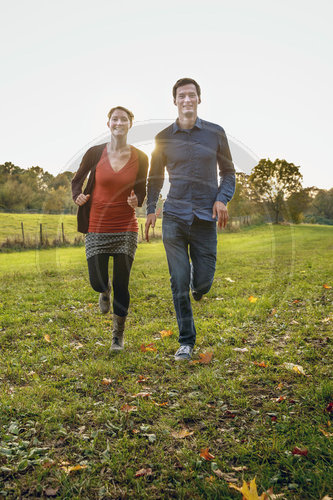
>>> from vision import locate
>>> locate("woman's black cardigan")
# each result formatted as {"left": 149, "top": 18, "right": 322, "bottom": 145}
{"left": 71, "top": 143, "right": 149, "bottom": 233}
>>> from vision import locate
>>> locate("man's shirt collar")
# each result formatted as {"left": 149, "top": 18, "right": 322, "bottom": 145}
{"left": 172, "top": 117, "right": 202, "bottom": 134}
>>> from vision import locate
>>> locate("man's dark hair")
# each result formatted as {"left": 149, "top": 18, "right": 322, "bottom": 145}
{"left": 172, "top": 78, "right": 201, "bottom": 100}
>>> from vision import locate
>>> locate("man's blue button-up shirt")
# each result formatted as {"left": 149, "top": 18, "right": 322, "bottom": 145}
{"left": 146, "top": 117, "right": 236, "bottom": 224}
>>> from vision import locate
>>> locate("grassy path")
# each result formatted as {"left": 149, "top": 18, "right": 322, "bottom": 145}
{"left": 0, "top": 225, "right": 332, "bottom": 499}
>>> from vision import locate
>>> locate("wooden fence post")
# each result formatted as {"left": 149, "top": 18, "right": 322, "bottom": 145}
{"left": 40, "top": 224, "right": 43, "bottom": 246}
{"left": 21, "top": 222, "right": 25, "bottom": 243}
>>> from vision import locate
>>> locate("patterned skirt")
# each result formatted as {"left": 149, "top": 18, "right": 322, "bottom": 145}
{"left": 85, "top": 232, "right": 138, "bottom": 260}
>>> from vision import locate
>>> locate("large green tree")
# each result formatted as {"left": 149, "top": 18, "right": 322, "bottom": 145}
{"left": 249, "top": 158, "right": 303, "bottom": 223}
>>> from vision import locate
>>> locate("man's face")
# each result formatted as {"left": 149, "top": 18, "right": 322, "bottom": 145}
{"left": 174, "top": 83, "right": 201, "bottom": 118}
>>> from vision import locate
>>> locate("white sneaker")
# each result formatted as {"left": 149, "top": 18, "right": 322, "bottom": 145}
{"left": 174, "top": 345, "right": 193, "bottom": 361}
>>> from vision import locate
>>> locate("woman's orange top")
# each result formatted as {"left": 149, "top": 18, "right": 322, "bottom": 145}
{"left": 88, "top": 146, "right": 139, "bottom": 233}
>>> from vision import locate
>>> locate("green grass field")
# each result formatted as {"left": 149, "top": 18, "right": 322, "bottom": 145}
{"left": 0, "top": 213, "right": 162, "bottom": 248}
{"left": 0, "top": 224, "right": 332, "bottom": 499}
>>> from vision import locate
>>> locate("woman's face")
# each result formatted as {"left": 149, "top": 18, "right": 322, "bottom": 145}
{"left": 108, "top": 109, "right": 131, "bottom": 138}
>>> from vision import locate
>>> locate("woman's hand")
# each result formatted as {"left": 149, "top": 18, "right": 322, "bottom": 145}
{"left": 75, "top": 194, "right": 90, "bottom": 206}
{"left": 127, "top": 190, "right": 138, "bottom": 209}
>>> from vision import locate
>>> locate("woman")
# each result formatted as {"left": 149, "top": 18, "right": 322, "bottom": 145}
{"left": 71, "top": 106, "right": 148, "bottom": 351}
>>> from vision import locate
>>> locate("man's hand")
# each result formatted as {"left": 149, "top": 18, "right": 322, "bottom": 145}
{"left": 212, "top": 201, "right": 228, "bottom": 229}
{"left": 127, "top": 190, "right": 138, "bottom": 209}
{"left": 75, "top": 193, "right": 90, "bottom": 206}
{"left": 145, "top": 213, "right": 157, "bottom": 241}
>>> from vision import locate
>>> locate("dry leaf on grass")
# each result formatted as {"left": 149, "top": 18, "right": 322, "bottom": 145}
{"left": 131, "top": 392, "right": 151, "bottom": 399}
{"left": 140, "top": 343, "right": 157, "bottom": 352}
{"left": 135, "top": 467, "right": 152, "bottom": 477}
{"left": 213, "top": 469, "right": 238, "bottom": 482}
{"left": 229, "top": 477, "right": 281, "bottom": 499}
{"left": 200, "top": 448, "right": 215, "bottom": 460}
{"left": 101, "top": 378, "right": 113, "bottom": 385}
{"left": 225, "top": 277, "right": 235, "bottom": 282}
{"left": 190, "top": 352, "right": 213, "bottom": 365}
{"left": 159, "top": 330, "right": 173, "bottom": 338}
{"left": 231, "top": 465, "right": 248, "bottom": 472}
{"left": 152, "top": 400, "right": 168, "bottom": 407}
{"left": 120, "top": 404, "right": 137, "bottom": 413}
{"left": 60, "top": 464, "right": 87, "bottom": 474}
{"left": 248, "top": 295, "right": 258, "bottom": 303}
{"left": 319, "top": 427, "right": 333, "bottom": 437}
{"left": 171, "top": 429, "right": 194, "bottom": 439}
{"left": 325, "top": 402, "right": 333, "bottom": 413}
{"left": 283, "top": 362, "right": 306, "bottom": 375}
{"left": 323, "top": 284, "right": 332, "bottom": 289}
{"left": 44, "top": 334, "right": 51, "bottom": 342}
{"left": 253, "top": 361, "right": 268, "bottom": 368}
{"left": 44, "top": 487, "right": 59, "bottom": 497}
{"left": 291, "top": 446, "right": 308, "bottom": 456}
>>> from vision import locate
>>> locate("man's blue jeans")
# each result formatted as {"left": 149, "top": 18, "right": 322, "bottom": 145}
{"left": 162, "top": 213, "right": 217, "bottom": 347}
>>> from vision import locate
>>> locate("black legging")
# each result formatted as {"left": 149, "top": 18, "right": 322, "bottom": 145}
{"left": 87, "top": 253, "right": 133, "bottom": 317}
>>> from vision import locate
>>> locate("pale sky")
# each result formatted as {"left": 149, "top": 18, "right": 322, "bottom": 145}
{"left": 1, "top": 0, "right": 332, "bottom": 189}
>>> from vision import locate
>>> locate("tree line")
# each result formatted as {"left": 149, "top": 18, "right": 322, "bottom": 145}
{"left": 0, "top": 159, "right": 332, "bottom": 224}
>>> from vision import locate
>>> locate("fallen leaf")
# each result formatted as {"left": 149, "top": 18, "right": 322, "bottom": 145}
{"left": 101, "top": 378, "right": 113, "bottom": 385}
{"left": 135, "top": 467, "right": 152, "bottom": 477}
{"left": 325, "top": 402, "right": 333, "bottom": 413}
{"left": 160, "top": 330, "right": 173, "bottom": 338}
{"left": 319, "top": 427, "right": 333, "bottom": 437}
{"left": 263, "top": 488, "right": 286, "bottom": 499}
{"left": 248, "top": 296, "right": 258, "bottom": 303}
{"left": 290, "top": 319, "right": 299, "bottom": 325}
{"left": 231, "top": 466, "right": 248, "bottom": 472}
{"left": 276, "top": 383, "right": 284, "bottom": 390}
{"left": 270, "top": 308, "right": 277, "bottom": 315}
{"left": 321, "top": 496, "right": 333, "bottom": 500}
{"left": 44, "top": 487, "right": 59, "bottom": 497}
{"left": 213, "top": 469, "right": 238, "bottom": 482}
{"left": 190, "top": 352, "right": 213, "bottom": 365}
{"left": 136, "top": 375, "right": 149, "bottom": 383}
{"left": 253, "top": 361, "right": 268, "bottom": 368}
{"left": 233, "top": 347, "right": 249, "bottom": 353}
{"left": 225, "top": 277, "right": 235, "bottom": 282}
{"left": 321, "top": 316, "right": 332, "bottom": 323}
{"left": 291, "top": 446, "right": 308, "bottom": 456}
{"left": 131, "top": 392, "right": 151, "bottom": 399}
{"left": 152, "top": 400, "right": 168, "bottom": 407}
{"left": 171, "top": 429, "right": 194, "bottom": 439}
{"left": 120, "top": 404, "right": 137, "bottom": 413}
{"left": 292, "top": 299, "right": 301, "bottom": 303}
{"left": 323, "top": 284, "right": 332, "bottom": 289}
{"left": 200, "top": 448, "right": 215, "bottom": 461}
{"left": 73, "top": 342, "right": 84, "bottom": 349}
{"left": 275, "top": 396, "right": 286, "bottom": 403}
{"left": 140, "top": 343, "right": 157, "bottom": 352}
{"left": 60, "top": 464, "right": 87, "bottom": 473}
{"left": 44, "top": 334, "right": 51, "bottom": 342}
{"left": 229, "top": 477, "right": 266, "bottom": 499}
{"left": 283, "top": 362, "right": 305, "bottom": 375}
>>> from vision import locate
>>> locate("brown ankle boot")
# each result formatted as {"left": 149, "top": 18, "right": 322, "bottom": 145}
{"left": 111, "top": 314, "right": 126, "bottom": 351}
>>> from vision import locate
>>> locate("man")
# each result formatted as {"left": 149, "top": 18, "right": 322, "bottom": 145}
{"left": 145, "top": 78, "right": 235, "bottom": 361}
